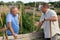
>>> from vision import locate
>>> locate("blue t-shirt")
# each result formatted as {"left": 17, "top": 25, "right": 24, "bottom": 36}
{"left": 6, "top": 13, "right": 19, "bottom": 35}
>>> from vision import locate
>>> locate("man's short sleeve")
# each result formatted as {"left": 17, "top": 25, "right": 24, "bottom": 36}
{"left": 50, "top": 10, "right": 57, "bottom": 17}
{"left": 6, "top": 14, "right": 12, "bottom": 24}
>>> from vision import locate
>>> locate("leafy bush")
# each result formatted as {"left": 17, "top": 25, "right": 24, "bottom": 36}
{"left": 22, "top": 13, "right": 33, "bottom": 33}
{"left": 57, "top": 13, "right": 60, "bottom": 15}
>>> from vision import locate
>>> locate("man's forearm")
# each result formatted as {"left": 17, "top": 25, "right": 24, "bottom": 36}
{"left": 8, "top": 23, "right": 15, "bottom": 35}
{"left": 8, "top": 26, "right": 15, "bottom": 35}
{"left": 45, "top": 16, "right": 58, "bottom": 21}
{"left": 35, "top": 21, "right": 44, "bottom": 32}
{"left": 35, "top": 24, "right": 41, "bottom": 32}
{"left": 50, "top": 16, "right": 57, "bottom": 21}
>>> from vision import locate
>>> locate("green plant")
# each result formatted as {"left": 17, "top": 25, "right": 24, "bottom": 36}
{"left": 57, "top": 13, "right": 60, "bottom": 15}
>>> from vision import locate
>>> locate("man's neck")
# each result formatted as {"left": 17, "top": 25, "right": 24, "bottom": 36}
{"left": 43, "top": 9, "right": 49, "bottom": 14}
{"left": 10, "top": 12, "right": 16, "bottom": 16}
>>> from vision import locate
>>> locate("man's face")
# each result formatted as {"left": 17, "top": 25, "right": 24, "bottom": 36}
{"left": 40, "top": 5, "right": 46, "bottom": 13}
{"left": 11, "top": 8, "right": 19, "bottom": 16}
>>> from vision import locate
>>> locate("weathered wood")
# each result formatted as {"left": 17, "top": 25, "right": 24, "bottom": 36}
{"left": 0, "top": 32, "right": 60, "bottom": 40}
{"left": 31, "top": 32, "right": 60, "bottom": 40}
{"left": 0, "top": 34, "right": 31, "bottom": 40}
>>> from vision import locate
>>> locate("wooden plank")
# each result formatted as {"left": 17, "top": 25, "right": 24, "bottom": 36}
{"left": 0, "top": 34, "right": 31, "bottom": 40}
{"left": 0, "top": 32, "right": 60, "bottom": 40}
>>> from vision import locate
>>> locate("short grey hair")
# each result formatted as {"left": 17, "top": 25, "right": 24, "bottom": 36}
{"left": 41, "top": 2, "right": 50, "bottom": 8}
{"left": 10, "top": 6, "right": 18, "bottom": 12}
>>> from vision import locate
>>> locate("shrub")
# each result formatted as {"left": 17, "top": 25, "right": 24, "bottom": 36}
{"left": 57, "top": 13, "right": 60, "bottom": 15}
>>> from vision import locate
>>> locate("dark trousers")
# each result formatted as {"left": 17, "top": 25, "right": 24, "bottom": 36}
{"left": 45, "top": 38, "right": 51, "bottom": 40}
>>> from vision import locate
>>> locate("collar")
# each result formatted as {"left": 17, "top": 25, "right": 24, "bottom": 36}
{"left": 10, "top": 12, "right": 17, "bottom": 17}
{"left": 45, "top": 9, "right": 50, "bottom": 14}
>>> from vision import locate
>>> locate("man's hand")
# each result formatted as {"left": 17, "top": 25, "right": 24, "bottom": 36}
{"left": 32, "top": 31, "right": 36, "bottom": 34}
{"left": 13, "top": 33, "right": 19, "bottom": 39}
{"left": 44, "top": 18, "right": 50, "bottom": 21}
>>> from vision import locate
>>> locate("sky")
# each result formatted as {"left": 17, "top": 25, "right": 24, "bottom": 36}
{"left": 0, "top": 0, "right": 59, "bottom": 3}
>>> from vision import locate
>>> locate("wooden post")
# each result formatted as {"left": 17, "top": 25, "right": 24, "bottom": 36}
{"left": 32, "top": 2, "right": 36, "bottom": 31}
{"left": 0, "top": 14, "right": 3, "bottom": 26}
{"left": 20, "top": 4, "right": 23, "bottom": 34}
{"left": 50, "top": 21, "right": 52, "bottom": 40}
{"left": 4, "top": 25, "right": 8, "bottom": 40}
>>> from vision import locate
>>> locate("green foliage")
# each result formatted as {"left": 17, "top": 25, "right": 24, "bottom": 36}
{"left": 20, "top": 4, "right": 34, "bottom": 33}
{"left": 0, "top": 13, "right": 6, "bottom": 28}
{"left": 20, "top": 4, "right": 37, "bottom": 34}
{"left": 57, "top": 13, "right": 60, "bottom": 15}
{"left": 1, "top": 13, "right": 6, "bottom": 24}
{"left": 0, "top": 1, "right": 4, "bottom": 5}
{"left": 0, "top": 32, "right": 3, "bottom": 36}
{"left": 24, "top": 2, "right": 41, "bottom": 7}
{"left": 22, "top": 13, "right": 33, "bottom": 33}
{"left": 0, "top": 13, "right": 6, "bottom": 36}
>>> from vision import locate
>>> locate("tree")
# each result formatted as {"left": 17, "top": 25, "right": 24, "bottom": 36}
{"left": 0, "top": 1, "right": 4, "bottom": 5}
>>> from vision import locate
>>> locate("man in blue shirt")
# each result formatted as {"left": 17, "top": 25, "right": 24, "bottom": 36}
{"left": 6, "top": 6, "right": 19, "bottom": 39}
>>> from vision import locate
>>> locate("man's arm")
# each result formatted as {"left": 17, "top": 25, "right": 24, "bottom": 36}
{"left": 35, "top": 20, "right": 44, "bottom": 32}
{"left": 45, "top": 16, "right": 58, "bottom": 21}
{"left": 7, "top": 22, "right": 18, "bottom": 39}
{"left": 7, "top": 22, "right": 15, "bottom": 35}
{"left": 35, "top": 16, "right": 57, "bottom": 32}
